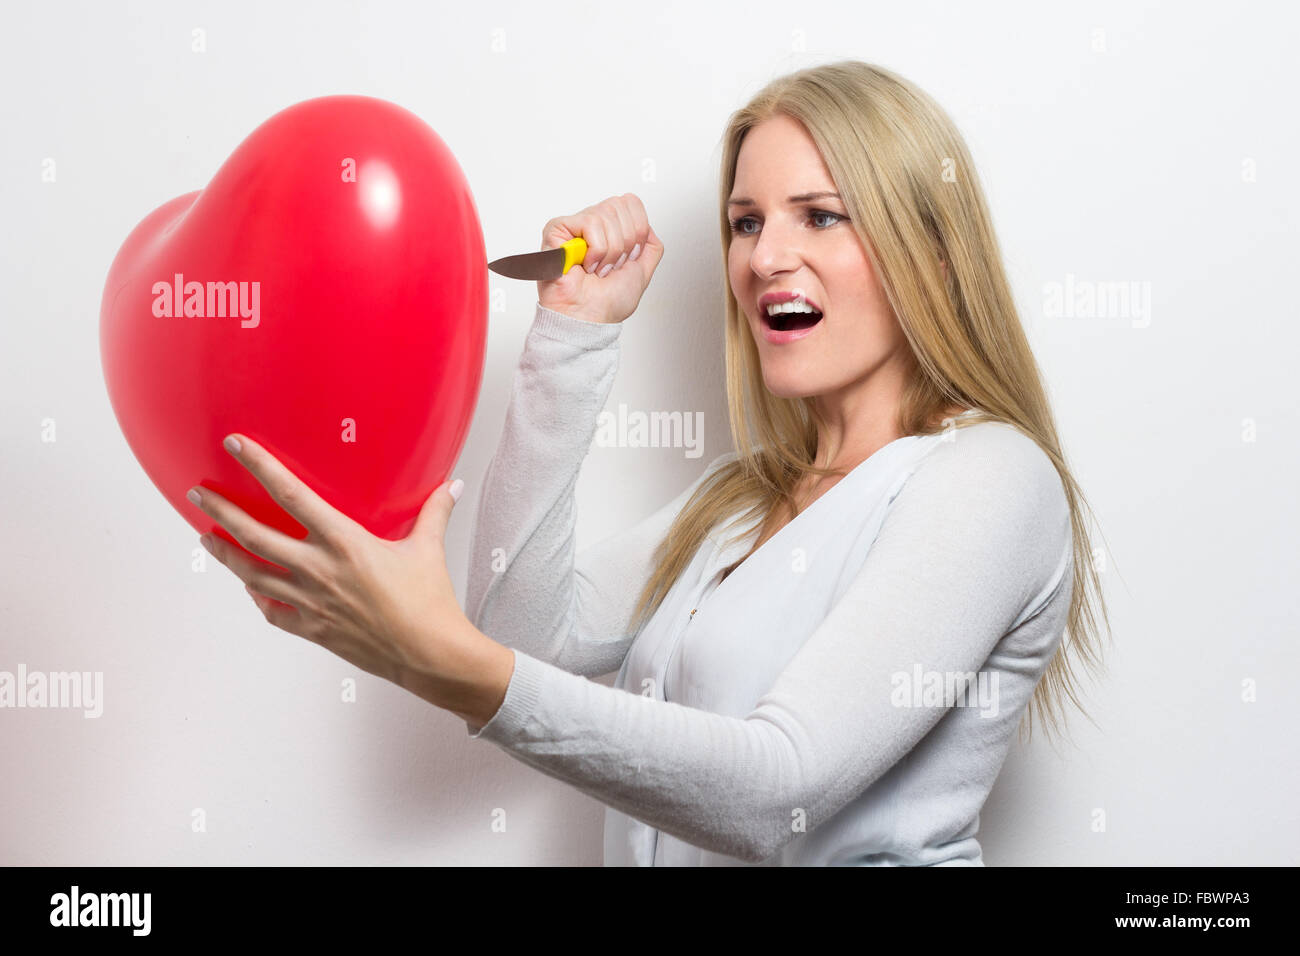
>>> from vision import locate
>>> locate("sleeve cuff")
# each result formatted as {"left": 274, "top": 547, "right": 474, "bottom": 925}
{"left": 528, "top": 302, "right": 623, "bottom": 349}
{"left": 465, "top": 649, "right": 547, "bottom": 741}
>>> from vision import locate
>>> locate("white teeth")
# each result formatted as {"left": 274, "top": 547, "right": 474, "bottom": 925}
{"left": 765, "top": 301, "right": 820, "bottom": 316}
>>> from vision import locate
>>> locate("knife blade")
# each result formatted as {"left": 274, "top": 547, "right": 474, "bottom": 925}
{"left": 488, "top": 237, "right": 588, "bottom": 280}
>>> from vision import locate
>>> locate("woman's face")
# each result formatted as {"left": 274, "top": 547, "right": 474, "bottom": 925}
{"left": 726, "top": 114, "right": 913, "bottom": 409}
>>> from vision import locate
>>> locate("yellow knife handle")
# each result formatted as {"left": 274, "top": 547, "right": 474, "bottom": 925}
{"left": 561, "top": 237, "right": 588, "bottom": 275}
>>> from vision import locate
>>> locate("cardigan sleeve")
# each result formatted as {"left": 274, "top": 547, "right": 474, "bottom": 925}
{"left": 466, "top": 422, "right": 1074, "bottom": 864}
{"left": 464, "top": 300, "right": 734, "bottom": 680}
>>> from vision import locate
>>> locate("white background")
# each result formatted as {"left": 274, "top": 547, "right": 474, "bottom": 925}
{"left": 1, "top": 0, "right": 1296, "bottom": 865}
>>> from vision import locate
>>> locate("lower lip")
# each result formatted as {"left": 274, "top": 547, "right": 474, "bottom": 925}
{"left": 761, "top": 314, "right": 822, "bottom": 344}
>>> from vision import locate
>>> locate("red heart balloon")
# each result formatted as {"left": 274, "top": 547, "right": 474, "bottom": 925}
{"left": 100, "top": 95, "right": 487, "bottom": 555}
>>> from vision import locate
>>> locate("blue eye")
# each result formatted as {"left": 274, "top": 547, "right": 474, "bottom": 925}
{"left": 728, "top": 209, "right": 845, "bottom": 235}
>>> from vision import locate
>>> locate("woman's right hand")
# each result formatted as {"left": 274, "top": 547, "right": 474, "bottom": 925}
{"left": 536, "top": 193, "right": 665, "bottom": 325}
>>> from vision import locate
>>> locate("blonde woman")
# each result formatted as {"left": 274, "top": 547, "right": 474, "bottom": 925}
{"left": 459, "top": 59, "right": 1110, "bottom": 866}
{"left": 199, "top": 60, "right": 1110, "bottom": 866}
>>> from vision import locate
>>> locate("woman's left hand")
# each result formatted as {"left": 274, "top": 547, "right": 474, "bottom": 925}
{"left": 188, "top": 433, "right": 502, "bottom": 718}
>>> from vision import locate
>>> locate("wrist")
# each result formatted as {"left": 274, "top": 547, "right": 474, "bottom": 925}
{"left": 538, "top": 300, "right": 611, "bottom": 325}
{"left": 399, "top": 622, "right": 515, "bottom": 725}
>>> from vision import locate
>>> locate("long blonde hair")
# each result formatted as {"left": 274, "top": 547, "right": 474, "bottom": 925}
{"left": 628, "top": 60, "right": 1114, "bottom": 744}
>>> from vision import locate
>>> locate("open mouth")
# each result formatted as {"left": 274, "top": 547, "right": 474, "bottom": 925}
{"left": 763, "top": 308, "right": 824, "bottom": 332}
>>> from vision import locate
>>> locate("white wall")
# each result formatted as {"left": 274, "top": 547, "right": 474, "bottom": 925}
{"left": 1, "top": 0, "right": 1296, "bottom": 865}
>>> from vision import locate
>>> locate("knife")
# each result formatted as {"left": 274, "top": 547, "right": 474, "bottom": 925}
{"left": 488, "top": 237, "right": 588, "bottom": 280}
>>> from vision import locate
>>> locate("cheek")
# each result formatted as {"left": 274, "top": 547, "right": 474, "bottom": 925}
{"left": 832, "top": 253, "right": 888, "bottom": 317}
{"left": 727, "top": 262, "right": 751, "bottom": 309}
{"left": 726, "top": 249, "right": 743, "bottom": 283}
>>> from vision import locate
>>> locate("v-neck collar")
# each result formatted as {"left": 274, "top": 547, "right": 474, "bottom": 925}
{"left": 702, "top": 430, "right": 925, "bottom": 599}
{"left": 699, "top": 410, "right": 983, "bottom": 598}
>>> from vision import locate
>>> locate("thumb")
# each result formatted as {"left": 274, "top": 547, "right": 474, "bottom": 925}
{"left": 409, "top": 477, "right": 464, "bottom": 542}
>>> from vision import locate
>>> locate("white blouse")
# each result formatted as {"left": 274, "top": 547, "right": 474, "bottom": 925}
{"left": 465, "top": 303, "right": 1074, "bottom": 865}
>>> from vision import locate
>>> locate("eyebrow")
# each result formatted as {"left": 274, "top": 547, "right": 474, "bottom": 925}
{"left": 726, "top": 191, "right": 842, "bottom": 208}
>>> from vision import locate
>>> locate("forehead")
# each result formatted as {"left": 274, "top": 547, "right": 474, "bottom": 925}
{"left": 733, "top": 115, "right": 834, "bottom": 191}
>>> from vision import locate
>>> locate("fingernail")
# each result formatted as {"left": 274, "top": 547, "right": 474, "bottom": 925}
{"left": 599, "top": 263, "right": 613, "bottom": 278}
{"left": 223, "top": 435, "right": 242, "bottom": 454}
{"left": 629, "top": 243, "right": 641, "bottom": 262}
{"left": 449, "top": 478, "right": 465, "bottom": 502}
{"left": 586, "top": 261, "right": 600, "bottom": 275}
{"left": 613, "top": 252, "right": 627, "bottom": 270}
{"left": 187, "top": 488, "right": 202, "bottom": 506}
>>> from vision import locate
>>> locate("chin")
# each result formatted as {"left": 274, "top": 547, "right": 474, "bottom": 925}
{"left": 760, "top": 371, "right": 823, "bottom": 401}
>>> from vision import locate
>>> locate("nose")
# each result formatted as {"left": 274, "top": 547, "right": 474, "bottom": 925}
{"left": 747, "top": 215, "right": 803, "bottom": 279}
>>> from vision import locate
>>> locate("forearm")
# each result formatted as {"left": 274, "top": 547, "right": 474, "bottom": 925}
{"left": 464, "top": 304, "right": 622, "bottom": 662}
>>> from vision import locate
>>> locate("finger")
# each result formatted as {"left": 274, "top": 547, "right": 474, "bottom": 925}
{"left": 222, "top": 434, "right": 358, "bottom": 548}
{"left": 190, "top": 483, "right": 309, "bottom": 572}
{"left": 407, "top": 478, "right": 460, "bottom": 544}
{"left": 202, "top": 533, "right": 306, "bottom": 607}
{"left": 621, "top": 193, "right": 649, "bottom": 262}
{"left": 244, "top": 585, "right": 311, "bottom": 639}
{"left": 541, "top": 217, "right": 577, "bottom": 251}
{"left": 543, "top": 214, "right": 605, "bottom": 275}
{"left": 608, "top": 198, "right": 637, "bottom": 271}
{"left": 642, "top": 224, "right": 666, "bottom": 269}
{"left": 576, "top": 213, "right": 608, "bottom": 274}
{"left": 592, "top": 199, "right": 628, "bottom": 273}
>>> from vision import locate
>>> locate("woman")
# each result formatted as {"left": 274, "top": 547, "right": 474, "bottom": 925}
{"left": 193, "top": 60, "right": 1110, "bottom": 865}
